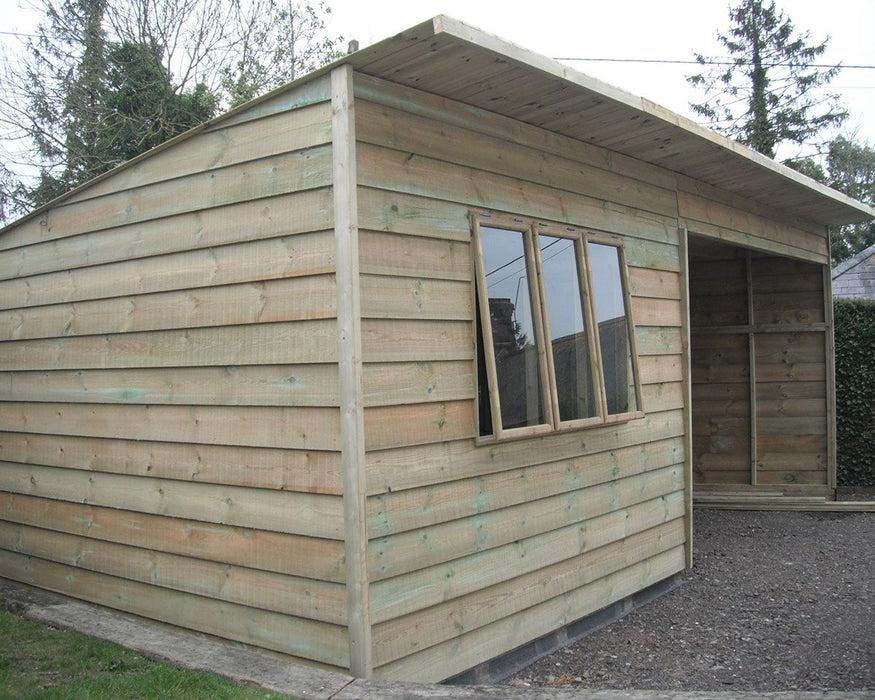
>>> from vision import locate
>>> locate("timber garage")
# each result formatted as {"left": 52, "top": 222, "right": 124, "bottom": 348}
{"left": 1, "top": 15, "right": 873, "bottom": 684}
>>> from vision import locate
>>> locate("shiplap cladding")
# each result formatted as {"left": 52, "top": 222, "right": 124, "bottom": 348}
{"left": 354, "top": 73, "right": 688, "bottom": 682}
{"left": 683, "top": 183, "right": 833, "bottom": 497}
{"left": 0, "top": 75, "right": 352, "bottom": 671}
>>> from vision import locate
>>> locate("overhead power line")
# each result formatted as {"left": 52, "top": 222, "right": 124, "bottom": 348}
{"left": 555, "top": 56, "right": 875, "bottom": 70}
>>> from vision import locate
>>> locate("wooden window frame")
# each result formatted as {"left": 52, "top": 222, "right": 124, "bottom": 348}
{"left": 473, "top": 211, "right": 644, "bottom": 442}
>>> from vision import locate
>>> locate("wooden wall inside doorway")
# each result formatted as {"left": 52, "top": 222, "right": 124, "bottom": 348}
{"left": 688, "top": 236, "right": 833, "bottom": 498}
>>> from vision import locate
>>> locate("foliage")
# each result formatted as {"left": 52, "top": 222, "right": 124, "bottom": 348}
{"left": 220, "top": 0, "right": 344, "bottom": 108}
{"left": 0, "top": 609, "right": 296, "bottom": 698}
{"left": 833, "top": 298, "right": 875, "bottom": 486}
{"left": 787, "top": 136, "right": 875, "bottom": 265}
{"left": 0, "top": 0, "right": 342, "bottom": 223}
{"left": 687, "top": 0, "right": 847, "bottom": 158}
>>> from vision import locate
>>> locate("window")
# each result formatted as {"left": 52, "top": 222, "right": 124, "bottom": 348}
{"left": 473, "top": 212, "right": 642, "bottom": 440}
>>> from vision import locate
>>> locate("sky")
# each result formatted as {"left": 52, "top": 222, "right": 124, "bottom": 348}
{"left": 4, "top": 0, "right": 875, "bottom": 154}
{"left": 321, "top": 0, "right": 875, "bottom": 153}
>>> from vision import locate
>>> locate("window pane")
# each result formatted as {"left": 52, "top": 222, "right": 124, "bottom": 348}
{"left": 588, "top": 242, "right": 638, "bottom": 414}
{"left": 480, "top": 226, "right": 545, "bottom": 430}
{"left": 539, "top": 235, "right": 597, "bottom": 421}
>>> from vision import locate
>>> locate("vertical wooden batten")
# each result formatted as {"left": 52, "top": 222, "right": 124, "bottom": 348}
{"left": 332, "top": 64, "right": 372, "bottom": 677}
{"left": 678, "top": 222, "right": 694, "bottom": 569}
{"left": 823, "top": 231, "right": 838, "bottom": 495}
{"left": 746, "top": 253, "right": 758, "bottom": 486}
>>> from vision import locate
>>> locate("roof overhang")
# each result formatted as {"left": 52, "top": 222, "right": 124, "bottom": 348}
{"left": 342, "top": 16, "right": 874, "bottom": 228}
{"left": 4, "top": 15, "right": 873, "bottom": 234}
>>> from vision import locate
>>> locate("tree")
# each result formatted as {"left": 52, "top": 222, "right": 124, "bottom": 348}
{"left": 687, "top": 0, "right": 847, "bottom": 158}
{"left": 0, "top": 0, "right": 342, "bottom": 223}
{"left": 825, "top": 137, "right": 875, "bottom": 265}
{"left": 786, "top": 136, "right": 875, "bottom": 265}
{"left": 220, "top": 0, "right": 344, "bottom": 108}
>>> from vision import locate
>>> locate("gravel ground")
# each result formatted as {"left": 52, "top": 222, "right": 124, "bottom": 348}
{"left": 505, "top": 508, "right": 874, "bottom": 692}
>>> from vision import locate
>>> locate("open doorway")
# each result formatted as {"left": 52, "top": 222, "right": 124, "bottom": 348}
{"left": 687, "top": 234, "right": 835, "bottom": 503}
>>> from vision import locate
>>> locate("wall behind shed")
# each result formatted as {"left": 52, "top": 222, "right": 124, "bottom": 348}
{"left": 0, "top": 75, "right": 352, "bottom": 670}
{"left": 353, "top": 72, "right": 689, "bottom": 682}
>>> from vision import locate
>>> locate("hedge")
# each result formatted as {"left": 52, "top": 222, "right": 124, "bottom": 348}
{"left": 834, "top": 298, "right": 875, "bottom": 486}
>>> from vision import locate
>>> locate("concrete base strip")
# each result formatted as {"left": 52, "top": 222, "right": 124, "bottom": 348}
{"left": 1, "top": 578, "right": 870, "bottom": 700}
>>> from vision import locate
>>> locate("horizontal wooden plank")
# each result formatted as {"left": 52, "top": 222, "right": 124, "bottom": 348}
{"left": 0, "top": 550, "right": 349, "bottom": 667}
{"left": 694, "top": 398, "right": 750, "bottom": 419}
{"left": 0, "top": 231, "right": 336, "bottom": 311}
{"left": 687, "top": 220, "right": 827, "bottom": 266}
{"left": 753, "top": 270, "right": 823, "bottom": 294}
{"left": 755, "top": 452, "right": 826, "bottom": 471}
{"left": 0, "top": 521, "right": 346, "bottom": 624}
{"left": 0, "top": 275, "right": 337, "bottom": 341}
{"left": 630, "top": 297, "right": 682, "bottom": 327}
{"left": 0, "top": 364, "right": 339, "bottom": 407}
{"left": 361, "top": 319, "right": 472, "bottom": 362}
{"left": 755, "top": 398, "right": 825, "bottom": 419}
{"left": 368, "top": 464, "right": 685, "bottom": 580}
{"left": 8, "top": 146, "right": 333, "bottom": 245}
{"left": 754, "top": 362, "right": 825, "bottom": 382}
{"left": 692, "top": 415, "right": 749, "bottom": 437}
{"left": 622, "top": 236, "right": 681, "bottom": 273}
{"left": 360, "top": 275, "right": 472, "bottom": 320}
{"left": 368, "top": 435, "right": 684, "bottom": 537}
{"left": 364, "top": 400, "right": 474, "bottom": 451}
{"left": 370, "top": 493, "right": 685, "bottom": 625}
{"left": 359, "top": 230, "right": 471, "bottom": 281}
{"left": 66, "top": 101, "right": 333, "bottom": 204}
{"left": 0, "top": 492, "right": 345, "bottom": 580}
{"left": 635, "top": 326, "right": 684, "bottom": 356}
{"left": 0, "top": 402, "right": 341, "bottom": 451}
{"left": 355, "top": 100, "right": 679, "bottom": 220}
{"left": 752, "top": 292, "right": 825, "bottom": 324}
{"left": 755, "top": 381, "right": 825, "bottom": 400}
{"left": 754, "top": 471, "right": 827, "bottom": 485}
{"left": 678, "top": 190, "right": 826, "bottom": 259}
{"left": 0, "top": 189, "right": 334, "bottom": 282}
{"left": 207, "top": 73, "right": 332, "bottom": 130}
{"left": 638, "top": 354, "right": 685, "bottom": 384}
{"left": 693, "top": 469, "right": 750, "bottom": 485}
{"left": 756, "top": 433, "right": 826, "bottom": 452}
{"left": 373, "top": 546, "right": 685, "bottom": 682}
{"left": 627, "top": 267, "right": 682, "bottom": 300}
{"left": 362, "top": 361, "right": 475, "bottom": 407}
{"left": 371, "top": 517, "right": 685, "bottom": 663}
{"left": 366, "top": 408, "right": 686, "bottom": 495}
{"left": 691, "top": 382, "right": 749, "bottom": 400}
{"left": 0, "top": 462, "right": 344, "bottom": 538}
{"left": 358, "top": 143, "right": 678, "bottom": 248}
{"left": 757, "top": 416, "right": 827, "bottom": 436}
{"left": 0, "top": 319, "right": 338, "bottom": 370}
{"left": 357, "top": 188, "right": 470, "bottom": 242}
{"left": 0, "top": 431, "right": 342, "bottom": 493}
{"left": 640, "top": 381, "right": 685, "bottom": 412}
{"left": 354, "top": 72, "right": 679, "bottom": 192}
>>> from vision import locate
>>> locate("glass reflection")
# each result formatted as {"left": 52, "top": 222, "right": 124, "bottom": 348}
{"left": 481, "top": 226, "right": 545, "bottom": 429}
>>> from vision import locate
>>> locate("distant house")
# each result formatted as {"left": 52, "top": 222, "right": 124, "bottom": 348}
{"left": 832, "top": 242, "right": 875, "bottom": 299}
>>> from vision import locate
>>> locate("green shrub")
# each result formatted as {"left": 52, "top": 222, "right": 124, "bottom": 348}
{"left": 834, "top": 298, "right": 875, "bottom": 486}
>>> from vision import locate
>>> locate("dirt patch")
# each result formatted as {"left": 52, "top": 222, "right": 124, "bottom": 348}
{"left": 505, "top": 509, "right": 874, "bottom": 692}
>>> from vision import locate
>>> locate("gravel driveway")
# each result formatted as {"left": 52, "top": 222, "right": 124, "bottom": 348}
{"left": 505, "top": 508, "right": 874, "bottom": 692}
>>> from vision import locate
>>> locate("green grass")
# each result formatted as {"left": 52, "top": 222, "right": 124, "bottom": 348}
{"left": 0, "top": 609, "right": 298, "bottom": 699}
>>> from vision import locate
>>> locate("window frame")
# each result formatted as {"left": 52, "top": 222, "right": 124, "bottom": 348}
{"left": 472, "top": 210, "right": 644, "bottom": 442}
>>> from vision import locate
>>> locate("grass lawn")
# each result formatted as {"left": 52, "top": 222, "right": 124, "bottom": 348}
{"left": 0, "top": 609, "right": 298, "bottom": 699}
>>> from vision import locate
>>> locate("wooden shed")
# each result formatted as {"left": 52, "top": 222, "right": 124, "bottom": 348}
{"left": 1, "top": 16, "right": 873, "bottom": 683}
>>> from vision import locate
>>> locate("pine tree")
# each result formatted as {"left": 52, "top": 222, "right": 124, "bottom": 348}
{"left": 688, "top": 0, "right": 847, "bottom": 158}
